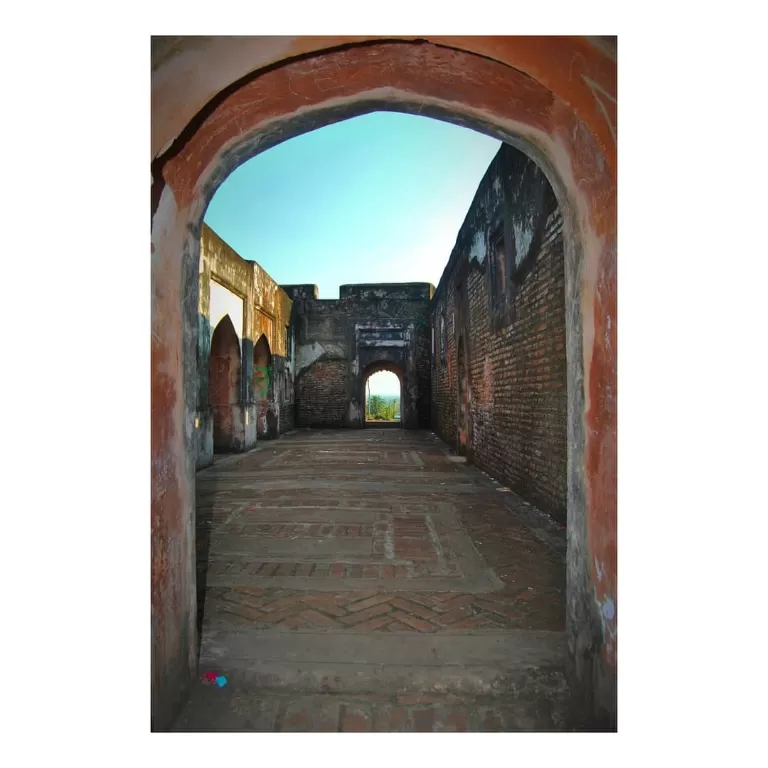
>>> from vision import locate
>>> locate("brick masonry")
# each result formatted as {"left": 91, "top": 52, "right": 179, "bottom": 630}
{"left": 178, "top": 427, "right": 571, "bottom": 731}
{"left": 193, "top": 146, "right": 569, "bottom": 680}
{"left": 173, "top": 690, "right": 572, "bottom": 732}
{"left": 194, "top": 429, "right": 565, "bottom": 638}
{"left": 196, "top": 224, "right": 295, "bottom": 467}
{"left": 295, "top": 359, "right": 349, "bottom": 428}
{"left": 152, "top": 37, "right": 618, "bottom": 734}
{"left": 430, "top": 144, "right": 567, "bottom": 522}
{"left": 195, "top": 145, "right": 566, "bottom": 528}
{"left": 286, "top": 283, "right": 433, "bottom": 430}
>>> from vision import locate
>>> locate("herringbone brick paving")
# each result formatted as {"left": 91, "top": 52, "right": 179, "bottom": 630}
{"left": 179, "top": 428, "right": 567, "bottom": 731}
{"left": 173, "top": 689, "right": 568, "bottom": 732}
{"left": 203, "top": 584, "right": 560, "bottom": 632}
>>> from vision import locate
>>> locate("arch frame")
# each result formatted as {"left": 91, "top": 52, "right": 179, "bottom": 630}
{"left": 151, "top": 39, "right": 617, "bottom": 730}
{"left": 361, "top": 361, "right": 404, "bottom": 426}
{"left": 252, "top": 333, "right": 276, "bottom": 437}
{"left": 252, "top": 332, "right": 272, "bottom": 399}
{"left": 207, "top": 313, "right": 243, "bottom": 454}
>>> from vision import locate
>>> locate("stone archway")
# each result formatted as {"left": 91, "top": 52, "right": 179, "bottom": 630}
{"left": 253, "top": 334, "right": 272, "bottom": 437}
{"left": 208, "top": 315, "right": 241, "bottom": 453}
{"left": 151, "top": 38, "right": 617, "bottom": 730}
{"left": 362, "top": 361, "right": 404, "bottom": 427}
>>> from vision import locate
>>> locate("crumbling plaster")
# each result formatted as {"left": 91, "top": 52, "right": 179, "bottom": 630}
{"left": 151, "top": 37, "right": 617, "bottom": 731}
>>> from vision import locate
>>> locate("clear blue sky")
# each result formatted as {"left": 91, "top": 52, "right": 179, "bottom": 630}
{"left": 204, "top": 111, "right": 501, "bottom": 299}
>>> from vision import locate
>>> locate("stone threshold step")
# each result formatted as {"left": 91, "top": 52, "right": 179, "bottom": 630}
{"left": 173, "top": 689, "right": 576, "bottom": 732}
{"left": 198, "top": 629, "right": 568, "bottom": 697}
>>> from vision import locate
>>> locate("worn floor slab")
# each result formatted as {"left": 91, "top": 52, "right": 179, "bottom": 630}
{"left": 177, "top": 428, "right": 570, "bottom": 731}
{"left": 172, "top": 688, "right": 573, "bottom": 732}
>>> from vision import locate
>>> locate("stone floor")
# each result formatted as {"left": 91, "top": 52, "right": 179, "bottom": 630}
{"left": 173, "top": 428, "right": 573, "bottom": 732}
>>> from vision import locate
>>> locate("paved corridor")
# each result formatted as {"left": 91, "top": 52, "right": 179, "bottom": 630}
{"left": 173, "top": 429, "right": 572, "bottom": 731}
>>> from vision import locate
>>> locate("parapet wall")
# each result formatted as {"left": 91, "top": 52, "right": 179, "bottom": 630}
{"left": 292, "top": 284, "right": 433, "bottom": 429}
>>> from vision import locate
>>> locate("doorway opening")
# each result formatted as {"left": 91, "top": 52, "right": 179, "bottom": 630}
{"left": 151, "top": 38, "right": 617, "bottom": 731}
{"left": 363, "top": 364, "right": 403, "bottom": 427}
{"left": 208, "top": 314, "right": 241, "bottom": 453}
{"left": 253, "top": 333, "right": 272, "bottom": 437}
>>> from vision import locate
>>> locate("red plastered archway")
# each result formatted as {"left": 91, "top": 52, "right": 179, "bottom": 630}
{"left": 151, "top": 37, "right": 617, "bottom": 730}
{"left": 253, "top": 333, "right": 271, "bottom": 437}
{"left": 208, "top": 314, "right": 241, "bottom": 452}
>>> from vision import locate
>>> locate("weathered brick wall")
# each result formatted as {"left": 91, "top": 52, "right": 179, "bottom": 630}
{"left": 196, "top": 224, "right": 296, "bottom": 463}
{"left": 273, "top": 354, "right": 295, "bottom": 433}
{"left": 274, "top": 292, "right": 296, "bottom": 435}
{"left": 415, "top": 315, "right": 432, "bottom": 428}
{"left": 287, "top": 284, "right": 433, "bottom": 429}
{"left": 432, "top": 291, "right": 457, "bottom": 446}
{"left": 296, "top": 359, "right": 349, "bottom": 427}
{"left": 430, "top": 144, "right": 567, "bottom": 522}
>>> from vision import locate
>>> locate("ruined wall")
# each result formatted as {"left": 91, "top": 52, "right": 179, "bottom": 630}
{"left": 286, "top": 283, "right": 432, "bottom": 429}
{"left": 196, "top": 224, "right": 294, "bottom": 468}
{"left": 195, "top": 229, "right": 434, "bottom": 452}
{"left": 152, "top": 38, "right": 617, "bottom": 731}
{"left": 275, "top": 308, "right": 295, "bottom": 434}
{"left": 431, "top": 144, "right": 567, "bottom": 522}
{"left": 296, "top": 359, "right": 349, "bottom": 426}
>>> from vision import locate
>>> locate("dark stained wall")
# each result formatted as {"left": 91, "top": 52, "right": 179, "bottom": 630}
{"left": 286, "top": 283, "right": 433, "bottom": 429}
{"left": 296, "top": 359, "right": 349, "bottom": 427}
{"left": 196, "top": 224, "right": 295, "bottom": 467}
{"left": 430, "top": 144, "right": 568, "bottom": 522}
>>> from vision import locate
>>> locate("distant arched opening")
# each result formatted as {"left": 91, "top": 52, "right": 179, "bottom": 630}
{"left": 151, "top": 38, "right": 618, "bottom": 729}
{"left": 362, "top": 362, "right": 404, "bottom": 428}
{"left": 209, "top": 315, "right": 241, "bottom": 452}
{"left": 253, "top": 334, "right": 272, "bottom": 437}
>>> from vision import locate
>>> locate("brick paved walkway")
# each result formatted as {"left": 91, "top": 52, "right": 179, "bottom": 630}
{"left": 174, "top": 428, "right": 571, "bottom": 731}
{"left": 173, "top": 689, "right": 570, "bottom": 732}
